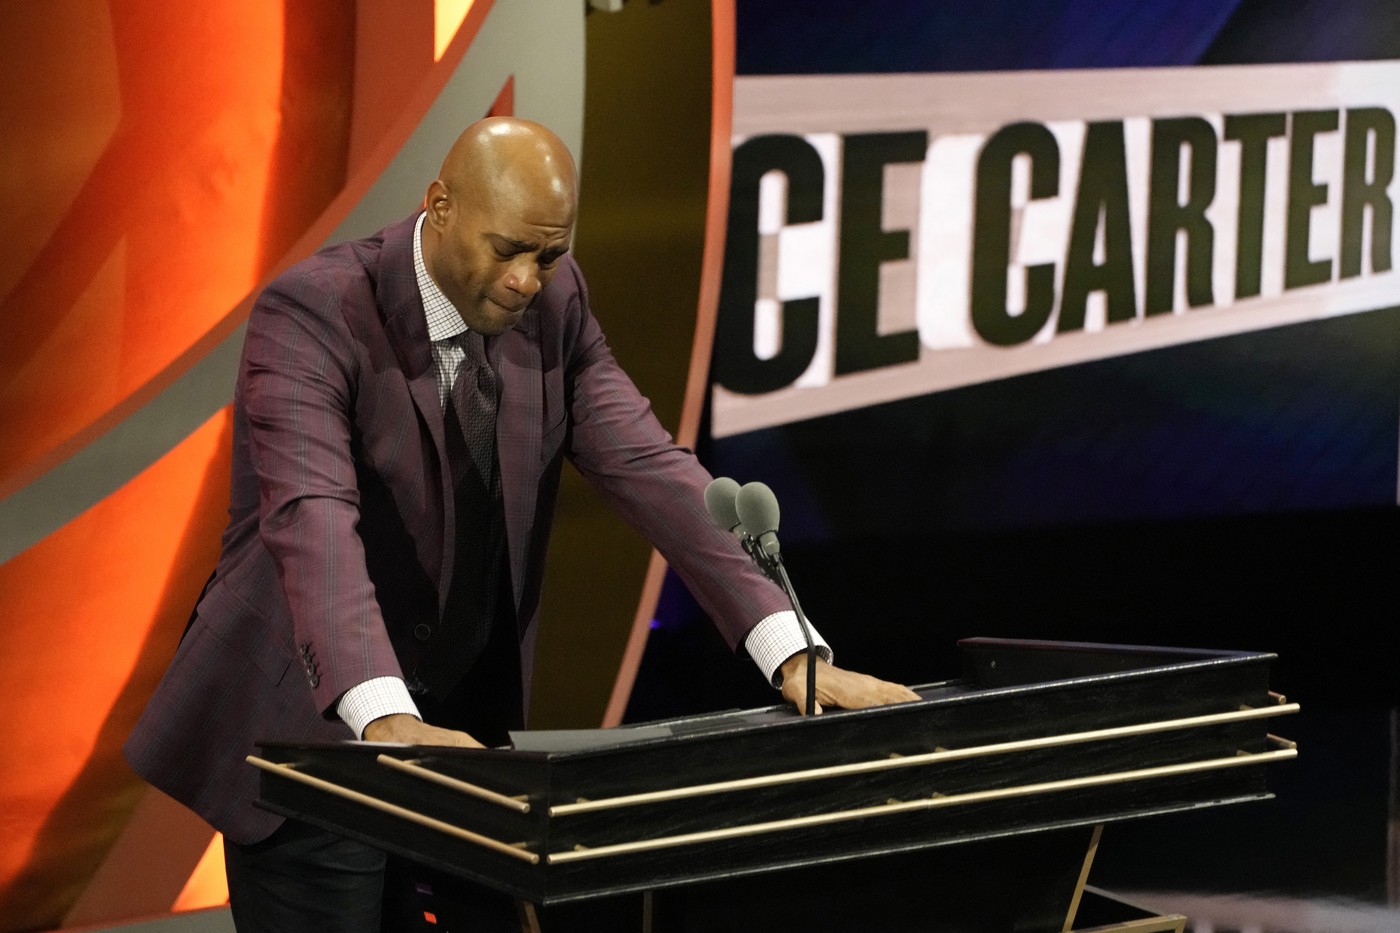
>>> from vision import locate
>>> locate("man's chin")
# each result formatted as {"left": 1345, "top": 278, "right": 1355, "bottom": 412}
{"left": 482, "top": 316, "right": 519, "bottom": 336}
{"left": 486, "top": 300, "right": 528, "bottom": 333}
{"left": 464, "top": 306, "right": 520, "bottom": 336}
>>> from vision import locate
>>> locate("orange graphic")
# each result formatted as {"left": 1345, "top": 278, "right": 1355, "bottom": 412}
{"left": 0, "top": 1, "right": 496, "bottom": 929}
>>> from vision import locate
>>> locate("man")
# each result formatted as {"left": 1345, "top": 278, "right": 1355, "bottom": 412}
{"left": 125, "top": 118, "right": 917, "bottom": 930}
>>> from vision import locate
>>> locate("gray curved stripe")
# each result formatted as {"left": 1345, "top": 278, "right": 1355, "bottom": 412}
{"left": 0, "top": 0, "right": 584, "bottom": 564}
{"left": 0, "top": 326, "right": 246, "bottom": 564}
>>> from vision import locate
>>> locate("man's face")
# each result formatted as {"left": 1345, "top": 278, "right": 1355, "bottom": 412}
{"left": 425, "top": 177, "right": 575, "bottom": 336}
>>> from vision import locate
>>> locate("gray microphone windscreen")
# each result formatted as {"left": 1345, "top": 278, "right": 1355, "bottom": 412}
{"left": 704, "top": 476, "right": 743, "bottom": 533}
{"left": 734, "top": 482, "right": 780, "bottom": 547}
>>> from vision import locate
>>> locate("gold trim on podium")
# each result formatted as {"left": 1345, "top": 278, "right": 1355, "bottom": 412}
{"left": 1071, "top": 886, "right": 1188, "bottom": 931}
{"left": 375, "top": 753, "right": 532, "bottom": 812}
{"left": 1063, "top": 825, "right": 1104, "bottom": 931}
{"left": 550, "top": 703, "right": 1300, "bottom": 816}
{"left": 246, "top": 755, "right": 540, "bottom": 863}
{"left": 248, "top": 714, "right": 1295, "bottom": 873}
{"left": 546, "top": 740, "right": 1297, "bottom": 863}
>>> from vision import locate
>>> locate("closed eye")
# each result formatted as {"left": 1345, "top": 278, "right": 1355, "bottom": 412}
{"left": 486, "top": 234, "right": 568, "bottom": 269}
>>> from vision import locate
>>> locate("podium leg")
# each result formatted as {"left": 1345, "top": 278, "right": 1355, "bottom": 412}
{"left": 1062, "top": 824, "right": 1104, "bottom": 931}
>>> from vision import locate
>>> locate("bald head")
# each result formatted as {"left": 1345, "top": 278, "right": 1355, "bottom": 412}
{"left": 421, "top": 118, "right": 578, "bottom": 335}
{"left": 439, "top": 117, "right": 577, "bottom": 217}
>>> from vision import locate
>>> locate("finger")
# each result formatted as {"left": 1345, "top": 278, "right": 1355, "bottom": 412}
{"left": 848, "top": 672, "right": 920, "bottom": 703}
{"left": 444, "top": 728, "right": 484, "bottom": 749}
{"left": 886, "top": 679, "right": 921, "bottom": 699}
{"left": 823, "top": 677, "right": 915, "bottom": 710}
{"left": 783, "top": 683, "right": 808, "bottom": 714}
{"left": 782, "top": 678, "right": 824, "bottom": 717}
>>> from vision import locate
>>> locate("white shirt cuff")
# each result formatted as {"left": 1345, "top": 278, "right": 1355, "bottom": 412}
{"left": 336, "top": 676, "right": 423, "bottom": 739}
{"left": 743, "top": 611, "right": 832, "bottom": 687}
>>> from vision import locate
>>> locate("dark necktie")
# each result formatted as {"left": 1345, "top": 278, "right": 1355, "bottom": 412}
{"left": 453, "top": 331, "right": 499, "bottom": 491}
{"left": 415, "top": 331, "right": 506, "bottom": 699}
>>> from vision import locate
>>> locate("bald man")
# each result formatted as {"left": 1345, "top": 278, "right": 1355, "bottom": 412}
{"left": 126, "top": 118, "right": 917, "bottom": 931}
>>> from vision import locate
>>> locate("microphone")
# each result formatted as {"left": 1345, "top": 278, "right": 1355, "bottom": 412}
{"left": 734, "top": 481, "right": 819, "bottom": 717}
{"left": 703, "top": 476, "right": 745, "bottom": 539}
{"left": 707, "top": 476, "right": 779, "bottom": 583}
{"left": 734, "top": 482, "right": 781, "bottom": 562}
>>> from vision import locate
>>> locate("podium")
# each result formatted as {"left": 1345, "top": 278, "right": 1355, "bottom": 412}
{"left": 250, "top": 638, "right": 1298, "bottom": 930}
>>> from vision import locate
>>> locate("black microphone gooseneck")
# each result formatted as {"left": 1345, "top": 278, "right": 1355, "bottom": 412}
{"left": 733, "top": 482, "right": 818, "bottom": 718}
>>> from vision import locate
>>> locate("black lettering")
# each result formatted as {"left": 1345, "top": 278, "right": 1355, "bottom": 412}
{"left": 1224, "top": 112, "right": 1287, "bottom": 300}
{"left": 970, "top": 122, "right": 1059, "bottom": 347}
{"left": 715, "top": 135, "right": 823, "bottom": 395}
{"left": 1061, "top": 121, "right": 1137, "bottom": 332}
{"left": 835, "top": 131, "right": 926, "bottom": 376}
{"left": 1146, "top": 117, "right": 1217, "bottom": 315}
{"left": 1285, "top": 109, "right": 1340, "bottom": 290}
{"left": 1340, "top": 106, "right": 1396, "bottom": 279}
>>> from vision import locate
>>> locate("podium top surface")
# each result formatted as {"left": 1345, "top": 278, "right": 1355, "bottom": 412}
{"left": 260, "top": 637, "right": 1284, "bottom": 781}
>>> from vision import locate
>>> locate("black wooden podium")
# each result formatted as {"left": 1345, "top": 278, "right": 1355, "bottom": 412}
{"left": 250, "top": 639, "right": 1298, "bottom": 931}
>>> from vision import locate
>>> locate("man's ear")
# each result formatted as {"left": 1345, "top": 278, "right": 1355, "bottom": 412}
{"left": 424, "top": 180, "right": 451, "bottom": 229}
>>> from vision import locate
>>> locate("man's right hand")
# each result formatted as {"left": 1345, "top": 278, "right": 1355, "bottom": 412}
{"left": 361, "top": 712, "right": 484, "bottom": 748}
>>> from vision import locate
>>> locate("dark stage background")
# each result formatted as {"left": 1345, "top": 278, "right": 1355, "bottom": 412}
{"left": 627, "top": 0, "right": 1400, "bottom": 906}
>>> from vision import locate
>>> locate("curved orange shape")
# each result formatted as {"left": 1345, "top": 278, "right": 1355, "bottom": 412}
{"left": 0, "top": 3, "right": 500, "bottom": 927}
{"left": 0, "top": 409, "right": 231, "bottom": 930}
{"left": 0, "top": 2, "right": 351, "bottom": 495}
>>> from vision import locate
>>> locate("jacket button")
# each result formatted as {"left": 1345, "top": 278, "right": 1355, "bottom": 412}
{"left": 414, "top": 624, "right": 432, "bottom": 642}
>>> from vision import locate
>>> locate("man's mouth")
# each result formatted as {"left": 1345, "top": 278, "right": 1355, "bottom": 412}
{"left": 489, "top": 297, "right": 526, "bottom": 316}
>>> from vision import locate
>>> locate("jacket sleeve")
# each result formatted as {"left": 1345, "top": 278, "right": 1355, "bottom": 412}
{"left": 555, "top": 261, "right": 792, "bottom": 650}
{"left": 240, "top": 266, "right": 404, "bottom": 716}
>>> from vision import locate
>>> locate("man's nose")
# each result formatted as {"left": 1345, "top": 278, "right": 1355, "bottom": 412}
{"left": 505, "top": 261, "right": 542, "bottom": 298}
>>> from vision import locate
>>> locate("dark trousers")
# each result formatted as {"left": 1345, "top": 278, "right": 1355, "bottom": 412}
{"left": 226, "top": 622, "right": 526, "bottom": 931}
{"left": 224, "top": 818, "right": 384, "bottom": 932}
{"left": 224, "top": 819, "right": 523, "bottom": 932}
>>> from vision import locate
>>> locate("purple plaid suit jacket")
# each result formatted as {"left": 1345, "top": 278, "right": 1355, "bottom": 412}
{"left": 124, "top": 214, "right": 791, "bottom": 845}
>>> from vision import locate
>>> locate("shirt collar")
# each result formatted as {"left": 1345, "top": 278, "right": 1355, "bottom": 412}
{"left": 413, "top": 211, "right": 468, "bottom": 343}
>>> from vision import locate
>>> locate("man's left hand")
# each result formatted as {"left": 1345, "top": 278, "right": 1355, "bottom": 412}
{"left": 778, "top": 653, "right": 921, "bottom": 715}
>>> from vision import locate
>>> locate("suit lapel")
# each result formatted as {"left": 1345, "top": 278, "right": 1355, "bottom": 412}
{"left": 491, "top": 310, "right": 543, "bottom": 617}
{"left": 378, "top": 215, "right": 458, "bottom": 615}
